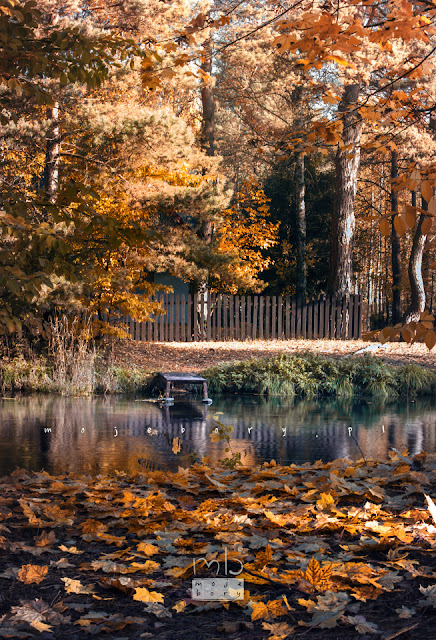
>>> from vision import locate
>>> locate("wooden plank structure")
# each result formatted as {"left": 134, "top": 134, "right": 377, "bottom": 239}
{"left": 152, "top": 372, "right": 212, "bottom": 404}
{"left": 122, "top": 293, "right": 363, "bottom": 343}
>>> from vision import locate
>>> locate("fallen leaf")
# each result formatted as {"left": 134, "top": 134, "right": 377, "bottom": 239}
{"left": 17, "top": 565, "right": 48, "bottom": 585}
{"left": 133, "top": 587, "right": 164, "bottom": 603}
{"left": 61, "top": 577, "right": 95, "bottom": 594}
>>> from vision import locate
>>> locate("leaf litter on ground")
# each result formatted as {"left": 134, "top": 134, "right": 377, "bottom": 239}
{"left": 0, "top": 450, "right": 436, "bottom": 639}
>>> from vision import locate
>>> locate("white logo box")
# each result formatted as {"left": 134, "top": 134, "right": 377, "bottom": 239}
{"left": 191, "top": 578, "right": 244, "bottom": 600}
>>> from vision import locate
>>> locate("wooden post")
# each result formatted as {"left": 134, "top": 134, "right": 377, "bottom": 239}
{"left": 246, "top": 296, "right": 252, "bottom": 339}
{"left": 314, "top": 298, "right": 319, "bottom": 339}
{"left": 265, "top": 296, "right": 270, "bottom": 339}
{"left": 302, "top": 300, "right": 307, "bottom": 339}
{"left": 357, "top": 294, "right": 363, "bottom": 338}
{"left": 193, "top": 293, "right": 198, "bottom": 341}
{"left": 235, "top": 295, "right": 240, "bottom": 340}
{"left": 229, "top": 295, "right": 234, "bottom": 340}
{"left": 252, "top": 296, "right": 258, "bottom": 339}
{"left": 324, "top": 296, "right": 330, "bottom": 339}
{"left": 307, "top": 297, "right": 312, "bottom": 339}
{"left": 296, "top": 298, "right": 302, "bottom": 339}
{"left": 207, "top": 293, "right": 212, "bottom": 341}
{"left": 271, "top": 296, "right": 277, "bottom": 339}
{"left": 200, "top": 292, "right": 205, "bottom": 341}
{"left": 259, "top": 296, "right": 264, "bottom": 339}
{"left": 241, "top": 296, "right": 246, "bottom": 340}
{"left": 217, "top": 294, "right": 222, "bottom": 341}
{"left": 187, "top": 294, "right": 192, "bottom": 342}
{"left": 223, "top": 295, "right": 228, "bottom": 341}
{"left": 291, "top": 297, "right": 296, "bottom": 339}
{"left": 330, "top": 295, "right": 336, "bottom": 339}
{"left": 285, "top": 296, "right": 290, "bottom": 339}
{"left": 180, "top": 295, "right": 186, "bottom": 342}
{"left": 319, "top": 296, "right": 324, "bottom": 339}
{"left": 278, "top": 295, "right": 283, "bottom": 339}
{"left": 169, "top": 295, "right": 174, "bottom": 342}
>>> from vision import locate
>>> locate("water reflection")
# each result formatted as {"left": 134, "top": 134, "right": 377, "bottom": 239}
{"left": 0, "top": 395, "right": 435, "bottom": 475}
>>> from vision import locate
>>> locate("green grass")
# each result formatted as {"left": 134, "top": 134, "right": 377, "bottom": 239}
{"left": 202, "top": 352, "right": 436, "bottom": 399}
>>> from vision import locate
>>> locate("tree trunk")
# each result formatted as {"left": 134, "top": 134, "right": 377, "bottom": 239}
{"left": 328, "top": 84, "right": 362, "bottom": 295}
{"left": 199, "top": 33, "right": 214, "bottom": 249}
{"left": 200, "top": 37, "right": 214, "bottom": 158}
{"left": 390, "top": 150, "right": 402, "bottom": 323}
{"left": 403, "top": 193, "right": 428, "bottom": 323}
{"left": 295, "top": 151, "right": 306, "bottom": 301}
{"left": 44, "top": 102, "right": 60, "bottom": 201}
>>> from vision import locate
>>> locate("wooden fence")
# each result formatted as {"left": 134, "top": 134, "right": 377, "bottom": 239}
{"left": 122, "top": 293, "right": 363, "bottom": 342}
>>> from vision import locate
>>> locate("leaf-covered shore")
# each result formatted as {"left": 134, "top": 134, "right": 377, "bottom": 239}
{"left": 1, "top": 451, "right": 436, "bottom": 639}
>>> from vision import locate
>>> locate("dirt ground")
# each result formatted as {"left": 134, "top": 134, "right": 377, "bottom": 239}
{"left": 113, "top": 339, "right": 436, "bottom": 373}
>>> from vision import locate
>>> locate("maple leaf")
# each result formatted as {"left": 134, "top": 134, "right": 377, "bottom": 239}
{"left": 58, "top": 545, "right": 83, "bottom": 554}
{"left": 17, "top": 565, "right": 48, "bottom": 585}
{"left": 133, "top": 587, "right": 165, "bottom": 603}
{"left": 297, "top": 558, "right": 333, "bottom": 593}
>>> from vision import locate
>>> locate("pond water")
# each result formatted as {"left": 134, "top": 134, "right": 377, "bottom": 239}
{"left": 1, "top": 394, "right": 436, "bottom": 476}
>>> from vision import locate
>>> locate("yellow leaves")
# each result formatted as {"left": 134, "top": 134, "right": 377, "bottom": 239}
{"left": 136, "top": 542, "right": 160, "bottom": 556}
{"left": 61, "top": 577, "right": 95, "bottom": 594}
{"left": 316, "top": 493, "right": 335, "bottom": 510}
{"left": 58, "top": 545, "right": 83, "bottom": 554}
{"left": 132, "top": 587, "right": 164, "bottom": 603}
{"left": 296, "top": 558, "right": 333, "bottom": 594}
{"left": 250, "top": 598, "right": 288, "bottom": 621}
{"left": 263, "top": 510, "right": 291, "bottom": 526}
{"left": 18, "top": 564, "right": 48, "bottom": 585}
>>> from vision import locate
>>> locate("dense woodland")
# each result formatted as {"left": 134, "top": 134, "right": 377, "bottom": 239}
{"left": 2, "top": 0, "right": 436, "bottom": 346}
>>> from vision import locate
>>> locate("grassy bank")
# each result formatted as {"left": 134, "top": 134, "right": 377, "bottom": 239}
{"left": 0, "top": 355, "right": 153, "bottom": 396}
{"left": 202, "top": 352, "right": 436, "bottom": 398}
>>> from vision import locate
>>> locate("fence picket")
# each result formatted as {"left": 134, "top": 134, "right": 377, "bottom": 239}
{"left": 252, "top": 296, "right": 258, "bottom": 339}
{"left": 291, "top": 297, "right": 296, "bottom": 338}
{"left": 217, "top": 295, "right": 222, "bottom": 340}
{"left": 246, "top": 296, "right": 252, "bottom": 339}
{"left": 278, "top": 295, "right": 282, "bottom": 339}
{"left": 229, "top": 295, "right": 234, "bottom": 340}
{"left": 271, "top": 296, "right": 277, "bottom": 339}
{"left": 241, "top": 296, "right": 246, "bottom": 340}
{"left": 285, "top": 296, "right": 290, "bottom": 339}
{"left": 265, "top": 296, "right": 270, "bottom": 339}
{"left": 235, "top": 295, "right": 240, "bottom": 340}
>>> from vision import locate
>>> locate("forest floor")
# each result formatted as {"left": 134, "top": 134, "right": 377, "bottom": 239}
{"left": 113, "top": 339, "right": 436, "bottom": 373}
{"left": 1, "top": 455, "right": 436, "bottom": 640}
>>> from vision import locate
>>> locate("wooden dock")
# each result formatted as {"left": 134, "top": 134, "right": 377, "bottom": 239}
{"left": 153, "top": 372, "right": 212, "bottom": 403}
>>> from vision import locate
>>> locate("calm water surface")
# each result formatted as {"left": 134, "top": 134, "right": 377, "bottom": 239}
{"left": 1, "top": 395, "right": 436, "bottom": 475}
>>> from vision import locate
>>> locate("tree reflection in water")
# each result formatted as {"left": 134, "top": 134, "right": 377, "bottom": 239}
{"left": 0, "top": 395, "right": 435, "bottom": 475}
